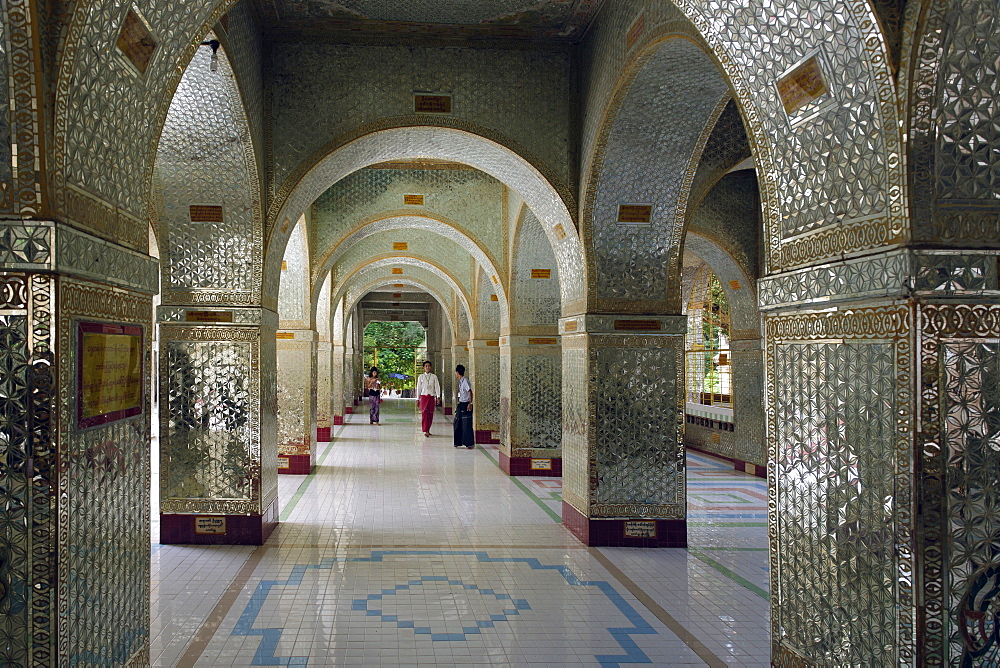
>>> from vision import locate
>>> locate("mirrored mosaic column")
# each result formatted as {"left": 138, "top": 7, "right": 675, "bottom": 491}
{"left": 316, "top": 339, "right": 332, "bottom": 441}
{"left": 758, "top": 249, "right": 1000, "bottom": 663}
{"left": 728, "top": 331, "right": 765, "bottom": 475}
{"left": 560, "top": 315, "right": 686, "bottom": 547}
{"left": 439, "top": 349, "right": 453, "bottom": 415}
{"left": 0, "top": 221, "right": 157, "bottom": 665}
{"left": 468, "top": 339, "right": 501, "bottom": 444}
{"left": 499, "top": 336, "right": 562, "bottom": 475}
{"left": 158, "top": 307, "right": 279, "bottom": 545}
{"left": 331, "top": 343, "right": 346, "bottom": 425}
{"left": 276, "top": 328, "right": 317, "bottom": 474}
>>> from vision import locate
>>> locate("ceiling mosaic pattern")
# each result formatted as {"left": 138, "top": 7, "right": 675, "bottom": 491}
{"left": 260, "top": 0, "right": 605, "bottom": 40}
{"left": 311, "top": 167, "right": 505, "bottom": 274}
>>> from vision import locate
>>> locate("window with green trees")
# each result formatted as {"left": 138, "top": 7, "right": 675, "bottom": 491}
{"left": 685, "top": 269, "right": 731, "bottom": 407}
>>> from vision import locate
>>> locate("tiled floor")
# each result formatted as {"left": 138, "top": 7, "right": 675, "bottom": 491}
{"left": 151, "top": 399, "right": 770, "bottom": 666}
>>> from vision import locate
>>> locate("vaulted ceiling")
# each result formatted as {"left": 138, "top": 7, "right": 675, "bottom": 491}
{"left": 257, "top": 0, "right": 606, "bottom": 42}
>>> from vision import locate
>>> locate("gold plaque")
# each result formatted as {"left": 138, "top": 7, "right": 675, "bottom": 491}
{"left": 528, "top": 338, "right": 558, "bottom": 345}
{"left": 414, "top": 94, "right": 452, "bottom": 114}
{"left": 531, "top": 269, "right": 552, "bottom": 279}
{"left": 553, "top": 224, "right": 567, "bottom": 240}
{"left": 729, "top": 280, "right": 741, "bottom": 290}
{"left": 116, "top": 9, "right": 157, "bottom": 75}
{"left": 486, "top": 340, "right": 499, "bottom": 347}
{"left": 277, "top": 457, "right": 290, "bottom": 469}
{"left": 530, "top": 459, "right": 553, "bottom": 470}
{"left": 490, "top": 294, "right": 498, "bottom": 301}
{"left": 391, "top": 268, "right": 403, "bottom": 275}
{"left": 194, "top": 517, "right": 227, "bottom": 535}
{"left": 777, "top": 56, "right": 828, "bottom": 115}
{"left": 276, "top": 332, "right": 295, "bottom": 340}
{"left": 393, "top": 284, "right": 406, "bottom": 288}
{"left": 78, "top": 322, "right": 143, "bottom": 429}
{"left": 617, "top": 204, "right": 653, "bottom": 224}
{"left": 281, "top": 261, "right": 288, "bottom": 270}
{"left": 624, "top": 520, "right": 657, "bottom": 538}
{"left": 391, "top": 293, "right": 402, "bottom": 298}
{"left": 393, "top": 242, "right": 409, "bottom": 250}
{"left": 185, "top": 311, "right": 233, "bottom": 323}
{"left": 189, "top": 204, "right": 223, "bottom": 223}
{"left": 564, "top": 321, "right": 578, "bottom": 332}
{"left": 403, "top": 194, "right": 424, "bottom": 206}
{"left": 711, "top": 433, "right": 721, "bottom": 443}
{"left": 613, "top": 319, "right": 661, "bottom": 331}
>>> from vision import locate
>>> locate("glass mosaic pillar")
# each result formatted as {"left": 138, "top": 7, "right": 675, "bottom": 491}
{"left": 499, "top": 336, "right": 562, "bottom": 476}
{"left": 560, "top": 315, "right": 687, "bottom": 547}
{"left": 439, "top": 349, "right": 453, "bottom": 415}
{"left": 316, "top": 339, "right": 332, "bottom": 441}
{"left": 0, "top": 221, "right": 157, "bottom": 665}
{"left": 728, "top": 330, "right": 765, "bottom": 475}
{"left": 468, "top": 339, "right": 501, "bottom": 444}
{"left": 331, "top": 343, "right": 346, "bottom": 425}
{"left": 158, "top": 307, "right": 279, "bottom": 544}
{"left": 276, "top": 328, "right": 317, "bottom": 474}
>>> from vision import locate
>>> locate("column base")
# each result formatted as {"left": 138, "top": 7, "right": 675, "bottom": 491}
{"left": 278, "top": 453, "right": 312, "bottom": 475}
{"left": 160, "top": 497, "right": 279, "bottom": 545}
{"left": 562, "top": 502, "right": 686, "bottom": 548}
{"left": 333, "top": 415, "right": 344, "bottom": 425}
{"left": 499, "top": 452, "right": 562, "bottom": 476}
{"left": 475, "top": 430, "right": 500, "bottom": 444}
{"left": 685, "top": 444, "right": 766, "bottom": 479}
{"left": 317, "top": 427, "right": 331, "bottom": 442}
{"left": 444, "top": 407, "right": 453, "bottom": 416}
{"left": 345, "top": 406, "right": 354, "bottom": 414}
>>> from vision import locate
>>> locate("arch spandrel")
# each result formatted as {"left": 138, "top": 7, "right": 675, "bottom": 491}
{"left": 583, "top": 37, "right": 729, "bottom": 312}
{"left": 154, "top": 34, "right": 263, "bottom": 307}
{"left": 581, "top": 0, "right": 903, "bottom": 278}
{"left": 52, "top": 0, "right": 238, "bottom": 249}
{"left": 264, "top": 127, "right": 586, "bottom": 316}
{"left": 509, "top": 205, "right": 561, "bottom": 335}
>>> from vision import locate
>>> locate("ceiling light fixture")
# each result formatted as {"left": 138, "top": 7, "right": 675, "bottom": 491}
{"left": 200, "top": 39, "right": 220, "bottom": 72}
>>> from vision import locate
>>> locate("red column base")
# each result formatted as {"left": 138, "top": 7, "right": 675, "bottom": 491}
{"left": 345, "top": 406, "right": 354, "bottom": 414}
{"left": 499, "top": 452, "right": 562, "bottom": 476}
{"left": 317, "top": 427, "right": 331, "bottom": 442}
{"left": 562, "top": 502, "right": 686, "bottom": 548}
{"left": 333, "top": 415, "right": 344, "bottom": 425}
{"left": 278, "top": 453, "right": 312, "bottom": 475}
{"left": 444, "top": 407, "right": 453, "bottom": 416}
{"left": 160, "top": 497, "right": 278, "bottom": 545}
{"left": 475, "top": 430, "right": 500, "bottom": 444}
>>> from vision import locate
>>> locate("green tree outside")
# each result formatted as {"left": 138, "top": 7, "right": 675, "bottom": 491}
{"left": 363, "top": 321, "right": 427, "bottom": 390}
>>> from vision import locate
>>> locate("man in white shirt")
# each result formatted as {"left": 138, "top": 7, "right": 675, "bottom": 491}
{"left": 453, "top": 364, "right": 475, "bottom": 449}
{"left": 415, "top": 360, "right": 441, "bottom": 437}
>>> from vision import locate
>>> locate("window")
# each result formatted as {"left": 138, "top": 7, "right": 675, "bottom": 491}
{"left": 685, "top": 269, "right": 731, "bottom": 408}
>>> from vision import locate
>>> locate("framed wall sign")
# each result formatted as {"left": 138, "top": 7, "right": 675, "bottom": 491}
{"left": 77, "top": 321, "right": 144, "bottom": 429}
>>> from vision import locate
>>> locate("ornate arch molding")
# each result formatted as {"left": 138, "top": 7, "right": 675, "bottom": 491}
{"left": 51, "top": 0, "right": 239, "bottom": 249}
{"left": 263, "top": 126, "right": 586, "bottom": 315}
{"left": 902, "top": 0, "right": 1000, "bottom": 246}
{"left": 312, "top": 213, "right": 505, "bottom": 303}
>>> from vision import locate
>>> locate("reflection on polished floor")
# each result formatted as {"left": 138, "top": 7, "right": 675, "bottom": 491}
{"left": 150, "top": 399, "right": 769, "bottom": 666}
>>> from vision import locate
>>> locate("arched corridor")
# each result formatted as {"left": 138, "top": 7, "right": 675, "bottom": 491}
{"left": 150, "top": 401, "right": 769, "bottom": 666}
{"left": 4, "top": 0, "right": 1000, "bottom": 665}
